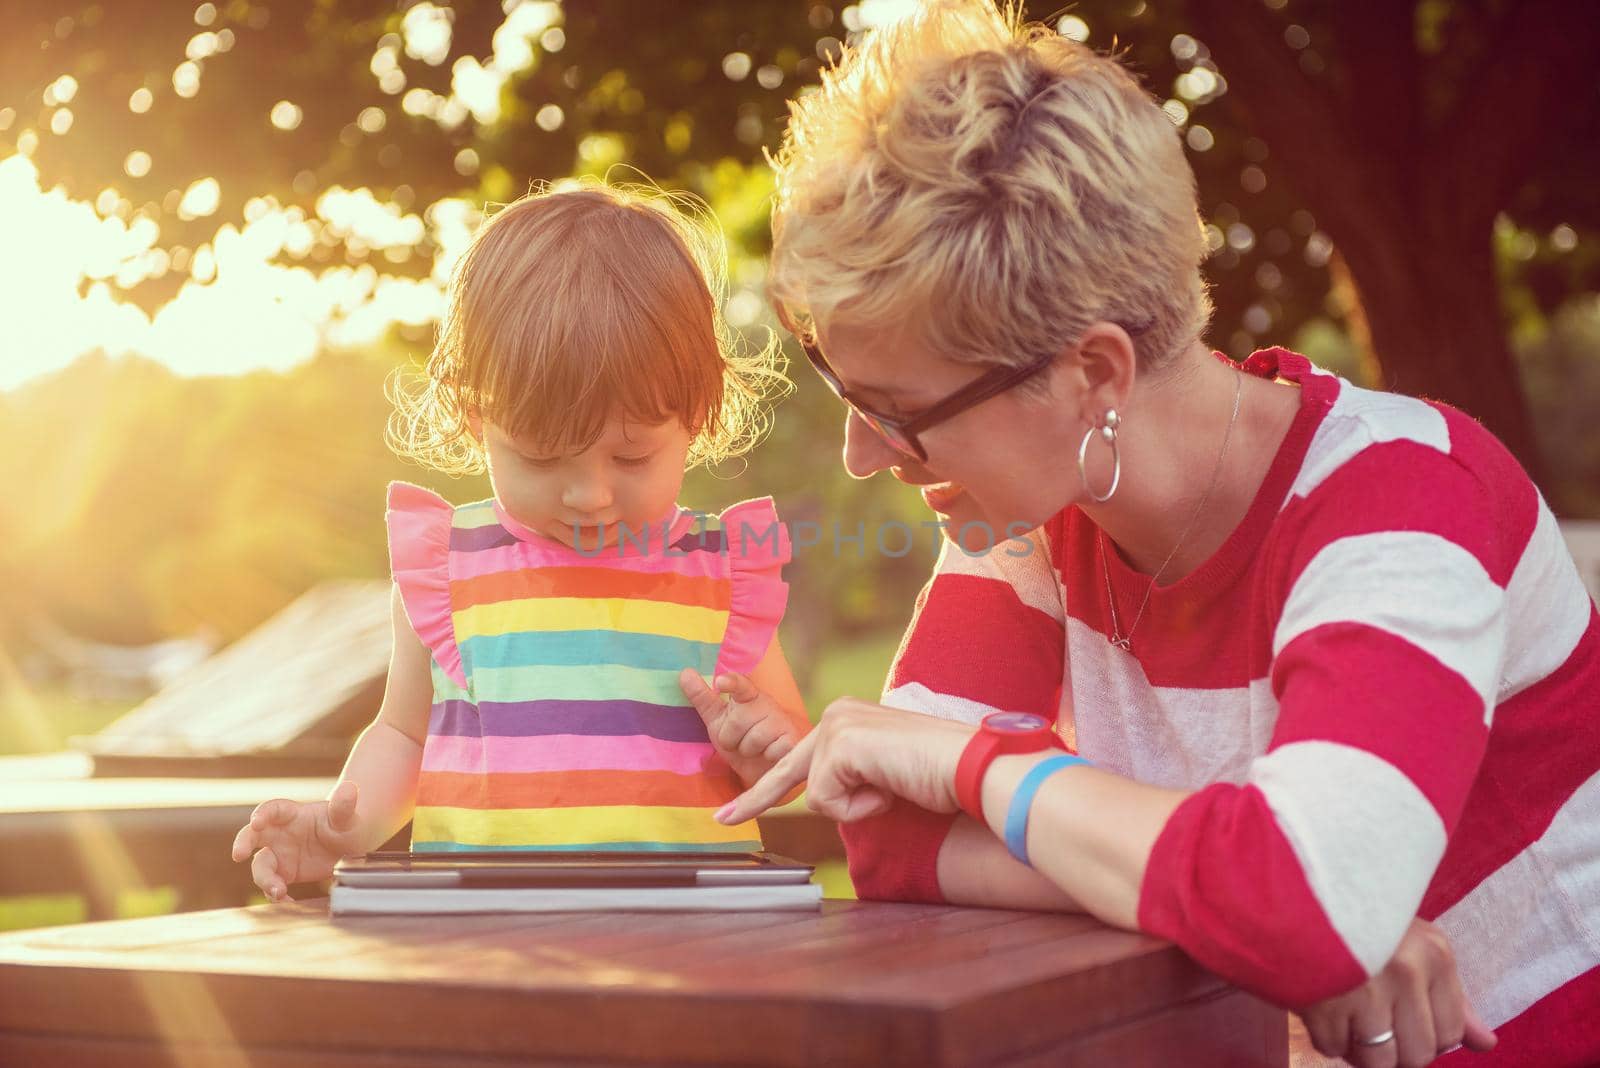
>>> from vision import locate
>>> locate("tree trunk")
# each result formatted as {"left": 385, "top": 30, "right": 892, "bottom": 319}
{"left": 1333, "top": 203, "right": 1548, "bottom": 488}
{"left": 1180, "top": 0, "right": 1586, "bottom": 500}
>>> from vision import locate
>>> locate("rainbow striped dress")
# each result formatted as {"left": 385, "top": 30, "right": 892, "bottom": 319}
{"left": 385, "top": 481, "right": 790, "bottom": 852}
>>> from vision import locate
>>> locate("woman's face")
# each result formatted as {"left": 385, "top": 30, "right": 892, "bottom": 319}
{"left": 819, "top": 319, "right": 1086, "bottom": 550}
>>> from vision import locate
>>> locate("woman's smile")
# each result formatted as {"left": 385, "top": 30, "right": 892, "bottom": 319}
{"left": 890, "top": 465, "right": 968, "bottom": 514}
{"left": 917, "top": 480, "right": 966, "bottom": 514}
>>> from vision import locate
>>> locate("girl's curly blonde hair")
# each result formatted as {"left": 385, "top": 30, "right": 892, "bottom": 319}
{"left": 389, "top": 178, "right": 788, "bottom": 475}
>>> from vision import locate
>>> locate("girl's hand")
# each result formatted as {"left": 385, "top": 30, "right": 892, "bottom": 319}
{"left": 229, "top": 781, "right": 365, "bottom": 902}
{"left": 714, "top": 697, "right": 974, "bottom": 825}
{"left": 679, "top": 669, "right": 806, "bottom": 787}
{"left": 1299, "top": 917, "right": 1497, "bottom": 1067}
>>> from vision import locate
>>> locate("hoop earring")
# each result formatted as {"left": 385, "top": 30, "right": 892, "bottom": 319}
{"left": 1076, "top": 409, "right": 1121, "bottom": 503}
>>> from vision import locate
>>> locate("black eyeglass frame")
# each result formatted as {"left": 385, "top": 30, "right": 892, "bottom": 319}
{"left": 799, "top": 337, "right": 1060, "bottom": 462}
{"left": 800, "top": 313, "right": 1156, "bottom": 464}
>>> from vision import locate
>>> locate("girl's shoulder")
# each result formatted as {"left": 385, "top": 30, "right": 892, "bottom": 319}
{"left": 386, "top": 481, "right": 455, "bottom": 555}
{"left": 707, "top": 497, "right": 790, "bottom": 678}
{"left": 386, "top": 480, "right": 494, "bottom": 523}
{"left": 708, "top": 497, "right": 790, "bottom": 573}
{"left": 386, "top": 481, "right": 507, "bottom": 549}
{"left": 384, "top": 481, "right": 470, "bottom": 688}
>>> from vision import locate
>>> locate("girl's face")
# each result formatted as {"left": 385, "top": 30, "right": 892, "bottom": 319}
{"left": 818, "top": 320, "right": 1086, "bottom": 552}
{"left": 482, "top": 415, "right": 693, "bottom": 550}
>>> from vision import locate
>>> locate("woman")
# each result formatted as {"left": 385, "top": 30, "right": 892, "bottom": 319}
{"left": 718, "top": 3, "right": 1600, "bottom": 1066}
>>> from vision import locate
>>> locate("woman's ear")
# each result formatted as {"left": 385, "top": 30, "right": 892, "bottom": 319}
{"left": 1070, "top": 322, "right": 1138, "bottom": 427}
{"left": 464, "top": 407, "right": 484, "bottom": 444}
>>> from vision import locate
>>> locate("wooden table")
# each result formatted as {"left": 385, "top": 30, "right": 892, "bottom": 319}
{"left": 0, "top": 900, "right": 1285, "bottom": 1066}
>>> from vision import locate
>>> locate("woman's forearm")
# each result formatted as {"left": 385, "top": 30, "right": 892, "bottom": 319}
{"left": 935, "top": 813, "right": 1083, "bottom": 911}
{"left": 974, "top": 753, "right": 1188, "bottom": 929}
{"left": 337, "top": 718, "right": 424, "bottom": 853}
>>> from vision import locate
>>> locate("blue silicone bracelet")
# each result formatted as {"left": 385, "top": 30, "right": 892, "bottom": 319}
{"left": 1003, "top": 753, "right": 1091, "bottom": 866}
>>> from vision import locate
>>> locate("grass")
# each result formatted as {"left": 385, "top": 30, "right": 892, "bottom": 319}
{"left": 801, "top": 629, "right": 904, "bottom": 719}
{"left": 0, "top": 888, "right": 181, "bottom": 934}
{"left": 0, "top": 683, "right": 133, "bottom": 757}
{"left": 0, "top": 895, "right": 85, "bottom": 932}
{"left": 0, "top": 683, "right": 145, "bottom": 928}
{"left": 813, "top": 860, "right": 855, "bottom": 900}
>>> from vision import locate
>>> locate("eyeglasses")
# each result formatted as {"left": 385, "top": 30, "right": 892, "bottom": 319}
{"left": 799, "top": 336, "right": 1058, "bottom": 461}
{"left": 797, "top": 316, "right": 1154, "bottom": 462}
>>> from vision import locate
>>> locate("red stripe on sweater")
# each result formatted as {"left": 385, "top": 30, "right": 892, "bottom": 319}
{"left": 1435, "top": 962, "right": 1600, "bottom": 1068}
{"left": 839, "top": 803, "right": 954, "bottom": 904}
{"left": 1138, "top": 781, "right": 1366, "bottom": 1006}
{"left": 1271, "top": 438, "right": 1525, "bottom": 597}
{"left": 1271, "top": 621, "right": 1490, "bottom": 830}
{"left": 1436, "top": 403, "right": 1540, "bottom": 587}
{"left": 1421, "top": 605, "right": 1600, "bottom": 918}
{"left": 886, "top": 573, "right": 1065, "bottom": 720}
{"left": 1050, "top": 508, "right": 1261, "bottom": 689}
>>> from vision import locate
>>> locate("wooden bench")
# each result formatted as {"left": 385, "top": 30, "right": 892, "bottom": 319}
{"left": 0, "top": 751, "right": 333, "bottom": 917}
{"left": 0, "top": 751, "right": 843, "bottom": 921}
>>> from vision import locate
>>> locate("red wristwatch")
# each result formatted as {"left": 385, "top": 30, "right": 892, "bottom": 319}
{"left": 954, "top": 712, "right": 1065, "bottom": 823}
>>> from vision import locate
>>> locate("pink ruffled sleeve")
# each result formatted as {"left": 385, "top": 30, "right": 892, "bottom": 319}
{"left": 385, "top": 481, "right": 467, "bottom": 690}
{"left": 715, "top": 497, "right": 791, "bottom": 677}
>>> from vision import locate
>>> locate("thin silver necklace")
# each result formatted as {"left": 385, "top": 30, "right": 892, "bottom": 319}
{"left": 1101, "top": 365, "right": 1243, "bottom": 652}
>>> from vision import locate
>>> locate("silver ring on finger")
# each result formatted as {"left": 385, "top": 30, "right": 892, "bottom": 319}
{"left": 1355, "top": 1029, "right": 1395, "bottom": 1047}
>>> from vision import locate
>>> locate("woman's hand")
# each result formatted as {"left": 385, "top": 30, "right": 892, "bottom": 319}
{"left": 1300, "top": 917, "right": 1497, "bottom": 1067}
{"left": 679, "top": 669, "right": 808, "bottom": 787}
{"left": 229, "top": 781, "right": 365, "bottom": 902}
{"left": 715, "top": 697, "right": 974, "bottom": 825}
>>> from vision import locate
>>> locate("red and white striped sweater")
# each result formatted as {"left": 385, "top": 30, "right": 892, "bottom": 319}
{"left": 843, "top": 350, "right": 1600, "bottom": 1067}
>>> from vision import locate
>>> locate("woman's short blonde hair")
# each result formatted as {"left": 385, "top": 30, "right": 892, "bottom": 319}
{"left": 390, "top": 179, "right": 788, "bottom": 475}
{"left": 768, "top": 0, "right": 1210, "bottom": 375}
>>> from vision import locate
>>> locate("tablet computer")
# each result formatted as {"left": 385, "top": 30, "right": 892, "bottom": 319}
{"left": 332, "top": 850, "right": 815, "bottom": 889}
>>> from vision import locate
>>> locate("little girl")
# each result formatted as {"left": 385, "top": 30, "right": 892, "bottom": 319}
{"left": 233, "top": 181, "right": 809, "bottom": 898}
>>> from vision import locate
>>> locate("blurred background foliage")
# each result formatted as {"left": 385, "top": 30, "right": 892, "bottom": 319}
{"left": 1, "top": 0, "right": 1597, "bottom": 749}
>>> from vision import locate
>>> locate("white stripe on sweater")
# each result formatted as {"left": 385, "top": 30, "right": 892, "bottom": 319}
{"left": 1066, "top": 617, "right": 1277, "bottom": 789}
{"left": 1285, "top": 380, "right": 1451, "bottom": 504}
{"left": 1274, "top": 531, "right": 1506, "bottom": 719}
{"left": 1252, "top": 740, "right": 1447, "bottom": 976}
{"left": 931, "top": 529, "right": 1063, "bottom": 623}
{"left": 1501, "top": 495, "right": 1594, "bottom": 701}
{"left": 1437, "top": 766, "right": 1600, "bottom": 1027}
{"left": 880, "top": 680, "right": 1004, "bottom": 726}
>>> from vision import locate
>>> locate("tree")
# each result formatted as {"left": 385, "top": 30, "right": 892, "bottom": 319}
{"left": 5, "top": 0, "right": 1597, "bottom": 492}
{"left": 2, "top": 0, "right": 837, "bottom": 306}
{"left": 1132, "top": 0, "right": 1600, "bottom": 490}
